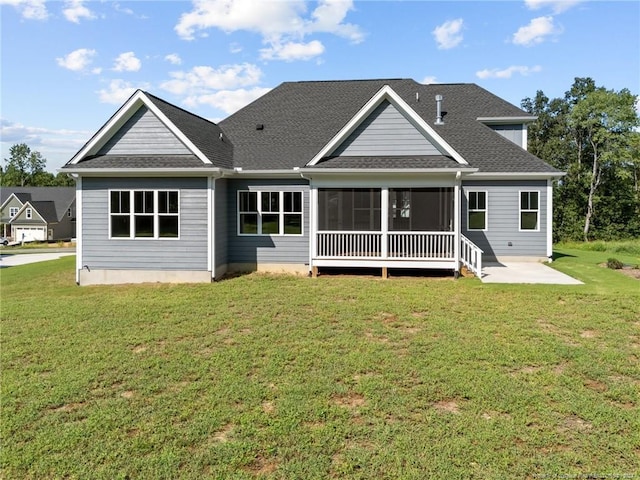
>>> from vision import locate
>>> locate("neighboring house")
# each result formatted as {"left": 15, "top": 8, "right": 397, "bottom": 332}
{"left": 0, "top": 187, "right": 76, "bottom": 242}
{"left": 61, "top": 79, "right": 563, "bottom": 285}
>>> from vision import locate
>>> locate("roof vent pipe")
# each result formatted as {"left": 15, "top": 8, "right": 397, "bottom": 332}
{"left": 435, "top": 95, "right": 444, "bottom": 125}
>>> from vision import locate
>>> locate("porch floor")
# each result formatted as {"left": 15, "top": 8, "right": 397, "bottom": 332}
{"left": 480, "top": 262, "right": 582, "bottom": 285}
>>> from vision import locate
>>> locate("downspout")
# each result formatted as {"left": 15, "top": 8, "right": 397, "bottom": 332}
{"left": 454, "top": 171, "right": 462, "bottom": 278}
{"left": 295, "top": 167, "right": 314, "bottom": 276}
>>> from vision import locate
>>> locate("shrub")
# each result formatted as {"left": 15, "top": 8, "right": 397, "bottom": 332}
{"left": 607, "top": 258, "right": 624, "bottom": 269}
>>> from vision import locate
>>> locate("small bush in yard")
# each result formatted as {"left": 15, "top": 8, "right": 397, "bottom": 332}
{"left": 607, "top": 257, "right": 623, "bottom": 269}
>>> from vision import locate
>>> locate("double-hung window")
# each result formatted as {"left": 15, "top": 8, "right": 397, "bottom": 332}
{"left": 110, "top": 190, "right": 179, "bottom": 239}
{"left": 238, "top": 191, "right": 303, "bottom": 235}
{"left": 9, "top": 207, "right": 18, "bottom": 217}
{"left": 520, "top": 191, "right": 539, "bottom": 231}
{"left": 467, "top": 191, "right": 487, "bottom": 230}
{"left": 25, "top": 208, "right": 33, "bottom": 220}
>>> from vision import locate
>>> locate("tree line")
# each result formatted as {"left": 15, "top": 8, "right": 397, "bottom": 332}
{"left": 3, "top": 77, "right": 638, "bottom": 242}
{"left": 1, "top": 143, "right": 74, "bottom": 187}
{"left": 522, "top": 77, "right": 639, "bottom": 241}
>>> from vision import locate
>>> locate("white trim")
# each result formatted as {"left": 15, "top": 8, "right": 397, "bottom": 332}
{"left": 466, "top": 190, "right": 488, "bottom": 232}
{"left": 302, "top": 167, "right": 477, "bottom": 174}
{"left": 454, "top": 172, "right": 461, "bottom": 274}
{"left": 9, "top": 206, "right": 19, "bottom": 217}
{"left": 61, "top": 167, "right": 225, "bottom": 176}
{"left": 466, "top": 172, "right": 565, "bottom": 180}
{"left": 307, "top": 85, "right": 468, "bottom": 166}
{"left": 522, "top": 124, "right": 529, "bottom": 152}
{"left": 76, "top": 177, "right": 82, "bottom": 284}
{"left": 208, "top": 176, "right": 214, "bottom": 279}
{"left": 477, "top": 116, "right": 537, "bottom": 124}
{"left": 236, "top": 190, "right": 304, "bottom": 237}
{"left": 518, "top": 190, "right": 540, "bottom": 232}
{"left": 309, "top": 186, "right": 318, "bottom": 270}
{"left": 68, "top": 90, "right": 212, "bottom": 165}
{"left": 25, "top": 208, "right": 32, "bottom": 219}
{"left": 108, "top": 189, "right": 181, "bottom": 240}
{"left": 546, "top": 180, "right": 553, "bottom": 259}
{"left": 381, "top": 187, "right": 389, "bottom": 258}
{"left": 0, "top": 193, "right": 24, "bottom": 214}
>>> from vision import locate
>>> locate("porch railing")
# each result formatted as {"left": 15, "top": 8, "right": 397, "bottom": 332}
{"left": 460, "top": 234, "right": 483, "bottom": 277}
{"left": 316, "top": 231, "right": 455, "bottom": 260}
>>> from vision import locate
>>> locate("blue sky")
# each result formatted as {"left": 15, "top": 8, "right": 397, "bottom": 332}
{"left": 1, "top": 0, "right": 639, "bottom": 172}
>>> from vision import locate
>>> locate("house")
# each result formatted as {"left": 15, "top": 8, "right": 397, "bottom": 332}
{"left": 0, "top": 187, "right": 76, "bottom": 242}
{"left": 61, "top": 79, "right": 563, "bottom": 285}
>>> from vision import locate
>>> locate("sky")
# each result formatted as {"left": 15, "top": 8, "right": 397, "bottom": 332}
{"left": 1, "top": 0, "right": 639, "bottom": 172}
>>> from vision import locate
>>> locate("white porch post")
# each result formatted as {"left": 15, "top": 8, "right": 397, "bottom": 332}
{"left": 309, "top": 186, "right": 317, "bottom": 273}
{"left": 454, "top": 172, "right": 461, "bottom": 275}
{"left": 75, "top": 176, "right": 82, "bottom": 285}
{"left": 546, "top": 178, "right": 553, "bottom": 261}
{"left": 381, "top": 187, "right": 389, "bottom": 258}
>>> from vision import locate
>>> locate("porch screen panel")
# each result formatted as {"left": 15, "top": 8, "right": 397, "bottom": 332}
{"left": 389, "top": 188, "right": 453, "bottom": 232}
{"left": 318, "top": 188, "right": 381, "bottom": 231}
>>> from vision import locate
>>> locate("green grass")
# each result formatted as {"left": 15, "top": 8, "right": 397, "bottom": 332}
{"left": 1, "top": 253, "right": 639, "bottom": 479}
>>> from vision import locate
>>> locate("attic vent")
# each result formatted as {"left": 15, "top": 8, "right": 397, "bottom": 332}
{"left": 435, "top": 95, "right": 444, "bottom": 125}
{"left": 256, "top": 124, "right": 264, "bottom": 130}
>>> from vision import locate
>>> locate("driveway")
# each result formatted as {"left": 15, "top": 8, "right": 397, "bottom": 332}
{"left": 480, "top": 262, "right": 583, "bottom": 284}
{"left": 0, "top": 252, "right": 75, "bottom": 268}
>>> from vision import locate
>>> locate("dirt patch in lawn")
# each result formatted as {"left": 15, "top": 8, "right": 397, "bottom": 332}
{"left": 558, "top": 415, "right": 593, "bottom": 433}
{"left": 433, "top": 399, "right": 463, "bottom": 414}
{"left": 243, "top": 455, "right": 278, "bottom": 475}
{"left": 333, "top": 392, "right": 366, "bottom": 409}
{"left": 599, "top": 263, "right": 640, "bottom": 280}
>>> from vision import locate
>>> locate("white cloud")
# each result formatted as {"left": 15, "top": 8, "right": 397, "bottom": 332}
{"left": 97, "top": 79, "right": 150, "bottom": 104}
{"left": 174, "top": 0, "right": 362, "bottom": 62}
{"left": 476, "top": 65, "right": 542, "bottom": 79}
{"left": 165, "top": 53, "right": 182, "bottom": 65}
{"left": 62, "top": 0, "right": 96, "bottom": 23}
{"left": 112, "top": 52, "right": 141, "bottom": 72}
{"left": 56, "top": 48, "right": 97, "bottom": 72}
{"left": 512, "top": 16, "right": 561, "bottom": 46}
{"left": 422, "top": 76, "right": 438, "bottom": 85}
{"left": 260, "top": 40, "right": 325, "bottom": 61}
{"left": 0, "top": 0, "right": 48, "bottom": 20}
{"left": 160, "top": 63, "right": 263, "bottom": 96}
{"left": 525, "top": 0, "right": 582, "bottom": 14}
{"left": 0, "top": 118, "right": 93, "bottom": 170}
{"left": 183, "top": 87, "right": 272, "bottom": 115}
{"left": 432, "top": 18, "right": 464, "bottom": 50}
{"left": 230, "top": 43, "right": 243, "bottom": 54}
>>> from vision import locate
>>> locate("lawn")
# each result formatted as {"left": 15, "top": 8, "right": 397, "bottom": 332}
{"left": 1, "top": 248, "right": 639, "bottom": 479}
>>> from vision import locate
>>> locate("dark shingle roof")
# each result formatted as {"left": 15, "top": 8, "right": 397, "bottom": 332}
{"left": 1, "top": 187, "right": 75, "bottom": 221}
{"left": 29, "top": 201, "right": 58, "bottom": 223}
{"left": 310, "top": 156, "right": 462, "bottom": 169}
{"left": 72, "top": 155, "right": 215, "bottom": 169}
{"left": 219, "top": 79, "right": 559, "bottom": 174}
{"left": 145, "top": 92, "right": 233, "bottom": 169}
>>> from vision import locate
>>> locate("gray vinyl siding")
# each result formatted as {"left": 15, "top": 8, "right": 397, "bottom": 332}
{"left": 214, "top": 178, "right": 228, "bottom": 268}
{"left": 1, "top": 197, "right": 23, "bottom": 223}
{"left": 332, "top": 100, "right": 442, "bottom": 156}
{"left": 489, "top": 125, "right": 524, "bottom": 148}
{"left": 227, "top": 179, "right": 310, "bottom": 265}
{"left": 82, "top": 177, "right": 208, "bottom": 270}
{"left": 98, "top": 106, "right": 191, "bottom": 156}
{"left": 462, "top": 180, "right": 547, "bottom": 259}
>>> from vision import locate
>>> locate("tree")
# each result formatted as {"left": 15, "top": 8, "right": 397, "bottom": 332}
{"left": 2, "top": 143, "right": 47, "bottom": 186}
{"left": 522, "top": 78, "right": 640, "bottom": 241}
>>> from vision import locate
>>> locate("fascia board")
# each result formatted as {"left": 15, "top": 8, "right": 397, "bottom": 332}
{"left": 0, "top": 193, "right": 23, "bottom": 212}
{"left": 68, "top": 91, "right": 212, "bottom": 165}
{"left": 477, "top": 116, "right": 538, "bottom": 124}
{"left": 466, "top": 171, "right": 566, "bottom": 180}
{"left": 62, "top": 167, "right": 227, "bottom": 177}
{"left": 301, "top": 167, "right": 478, "bottom": 174}
{"left": 9, "top": 201, "right": 46, "bottom": 223}
{"left": 307, "top": 85, "right": 469, "bottom": 166}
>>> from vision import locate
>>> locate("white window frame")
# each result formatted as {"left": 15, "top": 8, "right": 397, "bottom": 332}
{"left": 519, "top": 190, "right": 540, "bottom": 232}
{"left": 9, "top": 207, "right": 19, "bottom": 217}
{"left": 25, "top": 208, "right": 32, "bottom": 220}
{"left": 108, "top": 189, "right": 180, "bottom": 240}
{"left": 466, "top": 190, "right": 488, "bottom": 231}
{"left": 237, "top": 190, "right": 303, "bottom": 236}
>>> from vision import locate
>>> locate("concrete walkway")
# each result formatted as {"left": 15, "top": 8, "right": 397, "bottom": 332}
{"left": 480, "top": 262, "right": 582, "bottom": 284}
{"left": 0, "top": 252, "right": 75, "bottom": 268}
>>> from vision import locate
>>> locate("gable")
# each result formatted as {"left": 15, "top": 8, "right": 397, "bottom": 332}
{"left": 98, "top": 105, "right": 191, "bottom": 156}
{"left": 1, "top": 195, "right": 25, "bottom": 221}
{"left": 10, "top": 202, "right": 47, "bottom": 224}
{"left": 332, "top": 100, "right": 443, "bottom": 157}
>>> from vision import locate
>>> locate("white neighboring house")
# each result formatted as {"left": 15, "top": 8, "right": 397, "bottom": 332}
{"left": 0, "top": 188, "right": 76, "bottom": 242}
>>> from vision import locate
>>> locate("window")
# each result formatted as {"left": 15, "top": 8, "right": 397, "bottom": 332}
{"left": 389, "top": 188, "right": 453, "bottom": 232}
{"left": 109, "top": 190, "right": 179, "bottom": 239}
{"left": 467, "top": 191, "right": 487, "bottom": 230}
{"left": 318, "top": 188, "right": 381, "bottom": 231}
{"left": 520, "top": 191, "right": 539, "bottom": 231}
{"left": 67, "top": 208, "right": 73, "bottom": 217}
{"left": 25, "top": 208, "right": 32, "bottom": 220}
{"left": 238, "top": 191, "right": 303, "bottom": 235}
{"left": 9, "top": 207, "right": 18, "bottom": 217}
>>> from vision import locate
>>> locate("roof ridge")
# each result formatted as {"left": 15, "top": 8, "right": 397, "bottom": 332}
{"left": 143, "top": 91, "right": 219, "bottom": 126}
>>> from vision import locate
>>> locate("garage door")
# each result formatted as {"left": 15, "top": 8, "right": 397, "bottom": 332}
{"left": 14, "top": 226, "right": 46, "bottom": 242}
